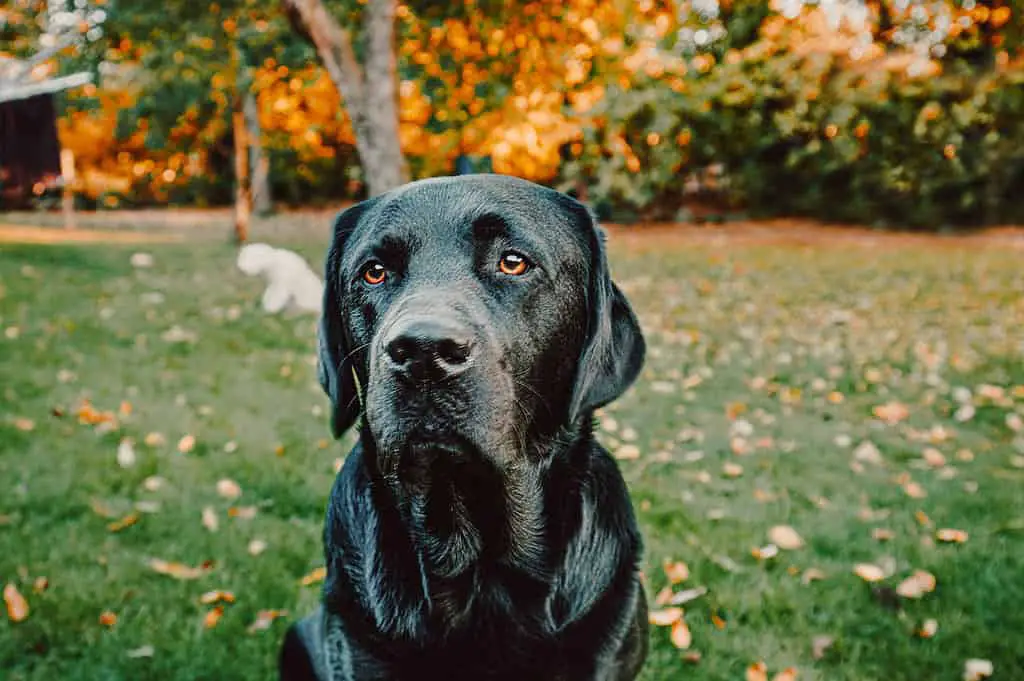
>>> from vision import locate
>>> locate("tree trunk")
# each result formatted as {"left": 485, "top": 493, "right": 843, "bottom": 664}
{"left": 232, "top": 107, "right": 252, "bottom": 244}
{"left": 282, "top": 0, "right": 409, "bottom": 196}
{"left": 244, "top": 89, "right": 272, "bottom": 215}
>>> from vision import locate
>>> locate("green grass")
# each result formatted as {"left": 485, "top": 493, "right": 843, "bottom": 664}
{"left": 2, "top": 224, "right": 1024, "bottom": 680}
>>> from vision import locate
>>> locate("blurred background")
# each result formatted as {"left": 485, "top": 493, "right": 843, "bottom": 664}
{"left": 3, "top": 3, "right": 1024, "bottom": 681}
{"left": 2, "top": 0, "right": 1022, "bottom": 231}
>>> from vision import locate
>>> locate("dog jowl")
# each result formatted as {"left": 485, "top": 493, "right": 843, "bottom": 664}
{"left": 281, "top": 175, "right": 649, "bottom": 681}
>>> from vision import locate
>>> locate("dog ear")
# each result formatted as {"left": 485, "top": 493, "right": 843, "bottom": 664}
{"left": 318, "top": 200, "right": 375, "bottom": 438}
{"left": 567, "top": 202, "right": 646, "bottom": 423}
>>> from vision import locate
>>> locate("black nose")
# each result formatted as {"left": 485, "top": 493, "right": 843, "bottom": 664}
{"left": 384, "top": 318, "right": 474, "bottom": 383}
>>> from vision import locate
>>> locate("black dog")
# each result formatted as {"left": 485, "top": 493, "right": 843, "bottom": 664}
{"left": 280, "top": 175, "right": 648, "bottom": 681}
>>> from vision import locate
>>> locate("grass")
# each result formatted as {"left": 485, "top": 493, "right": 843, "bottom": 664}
{"left": 2, "top": 220, "right": 1024, "bottom": 680}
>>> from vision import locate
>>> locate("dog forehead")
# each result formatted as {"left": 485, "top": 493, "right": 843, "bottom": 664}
{"left": 349, "top": 176, "right": 593, "bottom": 256}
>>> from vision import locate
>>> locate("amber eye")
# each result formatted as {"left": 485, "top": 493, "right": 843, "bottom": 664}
{"left": 362, "top": 262, "right": 387, "bottom": 285}
{"left": 498, "top": 252, "right": 530, "bottom": 276}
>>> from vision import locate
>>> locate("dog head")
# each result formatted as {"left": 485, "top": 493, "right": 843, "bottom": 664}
{"left": 318, "top": 175, "right": 644, "bottom": 479}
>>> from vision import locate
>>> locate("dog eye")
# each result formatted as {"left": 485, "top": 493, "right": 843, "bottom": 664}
{"left": 361, "top": 261, "right": 387, "bottom": 286}
{"left": 498, "top": 251, "right": 530, "bottom": 276}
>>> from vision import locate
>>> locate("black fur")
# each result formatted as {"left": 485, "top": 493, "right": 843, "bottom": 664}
{"left": 281, "top": 175, "right": 648, "bottom": 681}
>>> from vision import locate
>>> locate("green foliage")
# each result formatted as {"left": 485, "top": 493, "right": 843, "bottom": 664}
{"left": 563, "top": 52, "right": 1024, "bottom": 228}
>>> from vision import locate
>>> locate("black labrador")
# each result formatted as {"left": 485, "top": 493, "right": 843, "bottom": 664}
{"left": 280, "top": 175, "right": 648, "bottom": 681}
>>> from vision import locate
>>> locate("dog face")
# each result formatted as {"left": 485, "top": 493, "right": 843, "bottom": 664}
{"left": 236, "top": 243, "right": 277, "bottom": 276}
{"left": 318, "top": 176, "right": 644, "bottom": 482}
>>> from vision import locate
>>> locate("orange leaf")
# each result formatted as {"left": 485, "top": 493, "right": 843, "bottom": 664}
{"left": 4, "top": 583, "right": 29, "bottom": 622}
{"left": 299, "top": 567, "right": 327, "bottom": 587}
{"left": 199, "top": 590, "right": 236, "bottom": 605}
{"left": 108, "top": 512, "right": 140, "bottom": 532}
{"left": 203, "top": 606, "right": 224, "bottom": 629}
{"left": 769, "top": 525, "right": 804, "bottom": 550}
{"left": 853, "top": 563, "right": 885, "bottom": 582}
{"left": 648, "top": 607, "right": 683, "bottom": 626}
{"left": 896, "top": 570, "right": 937, "bottom": 599}
{"left": 99, "top": 610, "right": 118, "bottom": 627}
{"left": 936, "top": 528, "right": 968, "bottom": 543}
{"left": 746, "top": 661, "right": 768, "bottom": 681}
{"left": 147, "top": 558, "right": 209, "bottom": 580}
{"left": 773, "top": 667, "right": 799, "bottom": 681}
{"left": 873, "top": 401, "right": 909, "bottom": 425}
{"left": 662, "top": 560, "right": 690, "bottom": 584}
{"left": 248, "top": 609, "right": 289, "bottom": 633}
{"left": 670, "top": 619, "right": 692, "bottom": 649}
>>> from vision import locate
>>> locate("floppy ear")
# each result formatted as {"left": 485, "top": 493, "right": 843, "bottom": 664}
{"left": 568, "top": 208, "right": 646, "bottom": 423}
{"left": 318, "top": 200, "right": 375, "bottom": 438}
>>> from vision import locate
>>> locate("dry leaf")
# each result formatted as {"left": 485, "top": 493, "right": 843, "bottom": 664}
{"left": 853, "top": 564, "right": 886, "bottom": 582}
{"left": 228, "top": 505, "right": 258, "bottom": 520}
{"left": 99, "top": 610, "right": 118, "bottom": 627}
{"left": 903, "top": 481, "right": 927, "bottom": 499}
{"left": 873, "top": 401, "right": 909, "bottom": 425}
{"left": 108, "top": 513, "right": 140, "bottom": 533}
{"left": 896, "top": 570, "right": 937, "bottom": 599}
{"left": 614, "top": 444, "right": 641, "bottom": 460}
{"left": 872, "top": 528, "right": 895, "bottom": 541}
{"left": 648, "top": 607, "right": 683, "bottom": 626}
{"left": 199, "top": 590, "right": 236, "bottom": 605}
{"left": 216, "top": 479, "right": 242, "bottom": 500}
{"left": 752, "top": 544, "right": 779, "bottom": 560}
{"left": 936, "top": 528, "right": 969, "bottom": 543}
{"left": 668, "top": 586, "right": 708, "bottom": 606}
{"left": 812, "top": 635, "right": 834, "bottom": 659}
{"left": 248, "top": 539, "right": 268, "bottom": 556}
{"left": 918, "top": 618, "right": 939, "bottom": 638}
{"left": 723, "top": 462, "right": 744, "bottom": 478}
{"left": 711, "top": 612, "right": 727, "bottom": 629}
{"left": 177, "top": 434, "right": 196, "bottom": 453}
{"left": 144, "top": 432, "right": 166, "bottom": 447}
{"left": 773, "top": 668, "right": 799, "bottom": 681}
{"left": 147, "top": 558, "right": 208, "bottom": 580}
{"left": 922, "top": 448, "right": 946, "bottom": 467}
{"left": 32, "top": 577, "right": 48, "bottom": 593}
{"left": 4, "top": 583, "right": 29, "bottom": 622}
{"left": 117, "top": 438, "right": 136, "bottom": 468}
{"left": 769, "top": 525, "right": 804, "bottom": 550}
{"left": 248, "top": 609, "right": 289, "bottom": 633}
{"left": 201, "top": 506, "right": 219, "bottom": 532}
{"left": 654, "top": 585, "right": 674, "bottom": 606}
{"left": 801, "top": 568, "right": 826, "bottom": 584}
{"left": 126, "top": 645, "right": 155, "bottom": 658}
{"left": 663, "top": 560, "right": 690, "bottom": 584}
{"left": 299, "top": 566, "right": 327, "bottom": 587}
{"left": 13, "top": 417, "right": 35, "bottom": 431}
{"left": 142, "top": 475, "right": 166, "bottom": 492}
{"left": 853, "top": 441, "right": 883, "bottom": 464}
{"left": 670, "top": 619, "right": 692, "bottom": 649}
{"left": 746, "top": 661, "right": 769, "bottom": 681}
{"left": 203, "top": 605, "right": 224, "bottom": 629}
{"left": 963, "top": 659, "right": 994, "bottom": 681}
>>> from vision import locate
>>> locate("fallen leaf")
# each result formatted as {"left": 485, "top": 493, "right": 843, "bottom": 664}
{"left": 648, "top": 607, "right": 683, "bottom": 626}
{"left": 812, "top": 635, "right": 834, "bottom": 659}
{"left": 963, "top": 659, "right": 994, "bottom": 681}
{"left": 670, "top": 619, "right": 692, "bottom": 649}
{"left": 614, "top": 444, "right": 641, "bottom": 460}
{"left": 32, "top": 577, "right": 48, "bottom": 593}
{"left": 711, "top": 612, "right": 727, "bottom": 629}
{"left": 248, "top": 609, "right": 289, "bottom": 633}
{"left": 142, "top": 475, "right": 166, "bottom": 492}
{"left": 853, "top": 564, "right": 886, "bottom": 582}
{"left": 773, "top": 668, "right": 799, "bottom": 681}
{"left": 126, "top": 645, "right": 155, "bottom": 659}
{"left": 299, "top": 566, "right": 327, "bottom": 587}
{"left": 936, "top": 528, "right": 969, "bottom": 543}
{"left": 117, "top": 438, "right": 136, "bottom": 468}
{"left": 228, "top": 505, "right": 258, "bottom": 520}
{"left": 201, "top": 506, "right": 219, "bottom": 532}
{"left": 682, "top": 651, "right": 702, "bottom": 664}
{"left": 203, "top": 605, "right": 224, "bottom": 629}
{"left": 873, "top": 401, "right": 909, "bottom": 425}
{"left": 723, "top": 462, "right": 744, "bottom": 478}
{"left": 902, "top": 481, "right": 927, "bottom": 499}
{"left": 216, "top": 478, "right": 242, "bottom": 500}
{"left": 147, "top": 558, "right": 209, "bottom": 580}
{"left": 746, "top": 661, "right": 769, "bottom": 681}
{"left": 922, "top": 448, "right": 946, "bottom": 467}
{"left": 872, "top": 528, "right": 895, "bottom": 541}
{"left": 4, "top": 583, "right": 29, "bottom": 622}
{"left": 769, "top": 525, "right": 805, "bottom": 550}
{"left": 13, "top": 417, "right": 35, "bottom": 431}
{"left": 99, "top": 611, "right": 118, "bottom": 627}
{"left": 752, "top": 544, "right": 779, "bottom": 560}
{"left": 144, "top": 432, "right": 166, "bottom": 447}
{"left": 896, "top": 570, "right": 937, "bottom": 599}
{"left": 668, "top": 586, "right": 708, "bottom": 606}
{"left": 662, "top": 560, "right": 690, "bottom": 584}
{"left": 918, "top": 618, "right": 939, "bottom": 638}
{"left": 853, "top": 441, "right": 883, "bottom": 464}
{"left": 177, "top": 434, "right": 196, "bottom": 453}
{"left": 248, "top": 539, "right": 268, "bottom": 556}
{"left": 801, "top": 568, "right": 826, "bottom": 584}
{"left": 107, "top": 513, "right": 140, "bottom": 533}
{"left": 199, "top": 590, "right": 236, "bottom": 605}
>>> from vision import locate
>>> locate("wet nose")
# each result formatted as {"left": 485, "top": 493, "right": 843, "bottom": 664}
{"left": 384, "top": 318, "right": 474, "bottom": 383}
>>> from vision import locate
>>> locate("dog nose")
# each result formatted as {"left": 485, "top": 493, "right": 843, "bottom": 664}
{"left": 384, "top": 319, "right": 474, "bottom": 383}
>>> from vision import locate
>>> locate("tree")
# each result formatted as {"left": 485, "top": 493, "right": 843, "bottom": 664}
{"left": 283, "top": 0, "right": 408, "bottom": 196}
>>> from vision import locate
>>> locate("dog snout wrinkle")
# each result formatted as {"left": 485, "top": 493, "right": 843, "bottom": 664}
{"left": 384, "top": 318, "right": 474, "bottom": 383}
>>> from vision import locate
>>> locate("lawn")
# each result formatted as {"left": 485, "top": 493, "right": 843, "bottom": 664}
{"left": 2, "top": 219, "right": 1024, "bottom": 681}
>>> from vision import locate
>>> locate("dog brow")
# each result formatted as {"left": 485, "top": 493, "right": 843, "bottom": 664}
{"left": 470, "top": 213, "right": 510, "bottom": 241}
